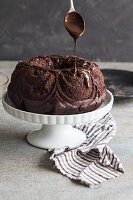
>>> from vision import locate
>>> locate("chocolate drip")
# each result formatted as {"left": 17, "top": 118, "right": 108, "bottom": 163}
{"left": 82, "top": 71, "right": 90, "bottom": 88}
{"left": 64, "top": 11, "right": 85, "bottom": 75}
{"left": 74, "top": 38, "right": 77, "bottom": 75}
{"left": 77, "top": 69, "right": 90, "bottom": 88}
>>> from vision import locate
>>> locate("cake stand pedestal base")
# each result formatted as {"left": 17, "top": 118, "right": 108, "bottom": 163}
{"left": 27, "top": 124, "right": 86, "bottom": 149}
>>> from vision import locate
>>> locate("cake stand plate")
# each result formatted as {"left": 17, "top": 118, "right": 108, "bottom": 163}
{"left": 2, "top": 90, "right": 113, "bottom": 149}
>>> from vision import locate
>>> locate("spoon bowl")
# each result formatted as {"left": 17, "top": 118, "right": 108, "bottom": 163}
{"left": 64, "top": 11, "right": 85, "bottom": 39}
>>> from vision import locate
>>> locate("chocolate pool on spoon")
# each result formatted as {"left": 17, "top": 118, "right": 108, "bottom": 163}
{"left": 64, "top": 0, "right": 85, "bottom": 74}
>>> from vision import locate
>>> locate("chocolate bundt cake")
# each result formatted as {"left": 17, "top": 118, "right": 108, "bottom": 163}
{"left": 8, "top": 55, "right": 106, "bottom": 115}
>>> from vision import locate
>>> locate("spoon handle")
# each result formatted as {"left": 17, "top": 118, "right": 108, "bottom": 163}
{"left": 69, "top": 0, "right": 75, "bottom": 12}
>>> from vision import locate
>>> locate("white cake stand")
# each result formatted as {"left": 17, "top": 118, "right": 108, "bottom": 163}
{"left": 2, "top": 90, "right": 113, "bottom": 149}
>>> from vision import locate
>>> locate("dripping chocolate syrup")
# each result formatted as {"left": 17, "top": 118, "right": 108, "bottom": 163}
{"left": 64, "top": 11, "right": 85, "bottom": 75}
{"left": 74, "top": 38, "right": 77, "bottom": 75}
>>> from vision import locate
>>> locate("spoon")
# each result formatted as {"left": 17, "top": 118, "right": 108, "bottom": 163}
{"left": 64, "top": 0, "right": 85, "bottom": 39}
{"left": 64, "top": 0, "right": 85, "bottom": 75}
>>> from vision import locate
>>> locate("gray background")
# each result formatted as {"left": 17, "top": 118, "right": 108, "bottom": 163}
{"left": 0, "top": 0, "right": 132, "bottom": 61}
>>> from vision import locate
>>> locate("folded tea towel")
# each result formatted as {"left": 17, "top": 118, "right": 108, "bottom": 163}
{"left": 50, "top": 113, "right": 124, "bottom": 186}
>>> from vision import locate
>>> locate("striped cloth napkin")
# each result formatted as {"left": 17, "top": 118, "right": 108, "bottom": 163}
{"left": 50, "top": 113, "right": 124, "bottom": 186}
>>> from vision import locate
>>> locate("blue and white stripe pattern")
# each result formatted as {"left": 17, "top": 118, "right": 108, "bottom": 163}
{"left": 50, "top": 113, "right": 124, "bottom": 186}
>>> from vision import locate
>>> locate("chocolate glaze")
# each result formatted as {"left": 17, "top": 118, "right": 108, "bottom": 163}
{"left": 8, "top": 55, "right": 106, "bottom": 115}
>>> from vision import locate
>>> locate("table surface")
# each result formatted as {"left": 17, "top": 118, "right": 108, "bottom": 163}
{"left": 0, "top": 61, "right": 133, "bottom": 200}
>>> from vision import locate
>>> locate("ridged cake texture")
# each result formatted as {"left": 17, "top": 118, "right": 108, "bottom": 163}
{"left": 8, "top": 55, "right": 106, "bottom": 115}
